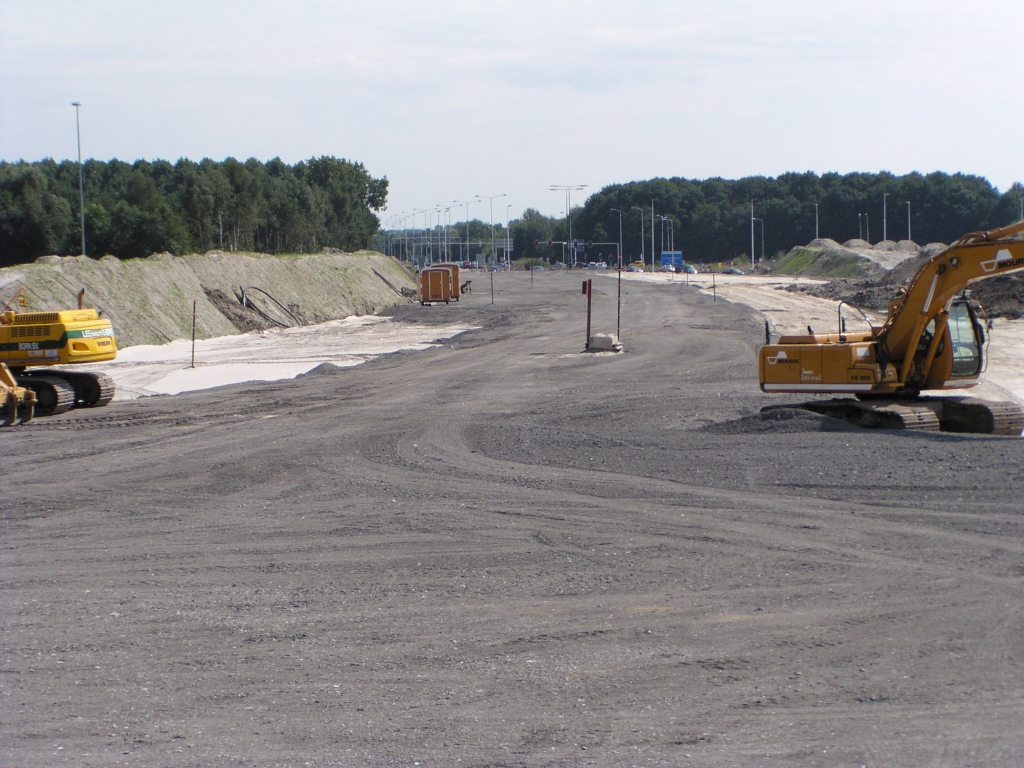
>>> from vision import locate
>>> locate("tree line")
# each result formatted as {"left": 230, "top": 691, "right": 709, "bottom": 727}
{"left": 512, "top": 172, "right": 1024, "bottom": 265}
{"left": 0, "top": 156, "right": 388, "bottom": 267}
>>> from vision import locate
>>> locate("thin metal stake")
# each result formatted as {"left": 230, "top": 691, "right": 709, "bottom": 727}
{"left": 490, "top": 271, "right": 494, "bottom": 304}
{"left": 712, "top": 273, "right": 716, "bottom": 301}
{"left": 616, "top": 258, "right": 621, "bottom": 341}
{"left": 191, "top": 300, "right": 197, "bottom": 368}
{"left": 584, "top": 279, "right": 592, "bottom": 350}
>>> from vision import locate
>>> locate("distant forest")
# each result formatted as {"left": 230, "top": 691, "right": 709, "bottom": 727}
{"left": 0, "top": 156, "right": 388, "bottom": 267}
{"left": 503, "top": 172, "right": 1024, "bottom": 265}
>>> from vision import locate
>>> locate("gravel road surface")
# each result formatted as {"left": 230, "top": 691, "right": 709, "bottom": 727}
{"left": 3, "top": 272, "right": 1024, "bottom": 767}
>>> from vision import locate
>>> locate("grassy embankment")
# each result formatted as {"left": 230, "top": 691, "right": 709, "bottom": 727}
{"left": 0, "top": 250, "right": 415, "bottom": 347}
{"left": 772, "top": 246, "right": 874, "bottom": 279}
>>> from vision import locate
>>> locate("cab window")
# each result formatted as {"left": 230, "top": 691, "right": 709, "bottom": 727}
{"left": 949, "top": 302, "right": 981, "bottom": 377}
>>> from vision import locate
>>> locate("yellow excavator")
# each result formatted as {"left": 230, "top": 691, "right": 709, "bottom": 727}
{"left": 0, "top": 288, "right": 117, "bottom": 422}
{"left": 759, "top": 220, "right": 1024, "bottom": 434}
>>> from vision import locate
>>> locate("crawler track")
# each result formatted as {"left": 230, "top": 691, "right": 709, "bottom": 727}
{"left": 769, "top": 395, "right": 1024, "bottom": 435}
{"left": 16, "top": 370, "right": 116, "bottom": 415}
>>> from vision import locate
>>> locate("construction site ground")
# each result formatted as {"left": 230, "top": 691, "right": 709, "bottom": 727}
{"left": 3, "top": 271, "right": 1024, "bottom": 767}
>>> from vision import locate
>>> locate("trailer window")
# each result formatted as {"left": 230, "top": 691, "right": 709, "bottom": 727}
{"left": 949, "top": 303, "right": 981, "bottom": 377}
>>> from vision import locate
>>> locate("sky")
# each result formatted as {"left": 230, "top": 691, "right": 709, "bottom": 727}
{"left": 1, "top": 0, "right": 1021, "bottom": 226}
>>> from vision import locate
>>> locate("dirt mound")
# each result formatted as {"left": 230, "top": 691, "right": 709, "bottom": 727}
{"left": 775, "top": 245, "right": 881, "bottom": 279}
{"left": 296, "top": 362, "right": 345, "bottom": 377}
{"left": 700, "top": 407, "right": 860, "bottom": 434}
{"left": 788, "top": 237, "right": 1024, "bottom": 319}
{"left": 0, "top": 250, "right": 415, "bottom": 346}
{"left": 776, "top": 239, "right": 921, "bottom": 279}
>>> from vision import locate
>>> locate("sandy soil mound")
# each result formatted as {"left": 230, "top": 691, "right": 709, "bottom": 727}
{"left": 789, "top": 240, "right": 1024, "bottom": 319}
{"left": 776, "top": 239, "right": 921, "bottom": 279}
{"left": 0, "top": 250, "right": 414, "bottom": 346}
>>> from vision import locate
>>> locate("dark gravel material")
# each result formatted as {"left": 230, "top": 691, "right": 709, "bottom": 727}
{"left": 3, "top": 272, "right": 1023, "bottom": 767}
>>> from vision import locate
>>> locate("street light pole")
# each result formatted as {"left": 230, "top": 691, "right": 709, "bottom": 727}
{"left": 438, "top": 205, "right": 451, "bottom": 261}
{"left": 882, "top": 192, "right": 888, "bottom": 242}
{"left": 905, "top": 200, "right": 912, "bottom": 242}
{"left": 550, "top": 185, "right": 586, "bottom": 267}
{"left": 814, "top": 202, "right": 819, "bottom": 240}
{"left": 650, "top": 199, "right": 655, "bottom": 272}
{"left": 610, "top": 208, "right": 623, "bottom": 339}
{"left": 71, "top": 101, "right": 85, "bottom": 257}
{"left": 454, "top": 198, "right": 479, "bottom": 263}
{"left": 610, "top": 208, "right": 623, "bottom": 266}
{"left": 864, "top": 213, "right": 870, "bottom": 244}
{"left": 753, "top": 218, "right": 764, "bottom": 265}
{"left": 478, "top": 193, "right": 506, "bottom": 267}
{"left": 750, "top": 200, "right": 755, "bottom": 266}
{"left": 631, "top": 206, "right": 645, "bottom": 267}
{"left": 505, "top": 203, "right": 512, "bottom": 268}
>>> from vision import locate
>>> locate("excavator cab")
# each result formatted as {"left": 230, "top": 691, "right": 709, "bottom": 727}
{"left": 947, "top": 298, "right": 984, "bottom": 379}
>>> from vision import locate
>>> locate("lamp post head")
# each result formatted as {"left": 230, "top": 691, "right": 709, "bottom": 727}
{"left": 71, "top": 101, "right": 81, "bottom": 107}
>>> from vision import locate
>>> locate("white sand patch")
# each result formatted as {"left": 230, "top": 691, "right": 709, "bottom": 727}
{"left": 77, "top": 315, "right": 475, "bottom": 400}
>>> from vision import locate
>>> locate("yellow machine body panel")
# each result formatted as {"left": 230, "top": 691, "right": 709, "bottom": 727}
{"left": 760, "top": 338, "right": 896, "bottom": 394}
{"left": 0, "top": 309, "right": 117, "bottom": 368}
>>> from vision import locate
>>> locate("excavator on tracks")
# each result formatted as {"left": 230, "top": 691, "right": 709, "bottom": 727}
{"left": 0, "top": 289, "right": 117, "bottom": 422}
{"left": 759, "top": 220, "right": 1024, "bottom": 434}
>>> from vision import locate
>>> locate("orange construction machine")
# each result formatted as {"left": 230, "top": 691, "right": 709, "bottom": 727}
{"left": 759, "top": 221, "right": 1024, "bottom": 434}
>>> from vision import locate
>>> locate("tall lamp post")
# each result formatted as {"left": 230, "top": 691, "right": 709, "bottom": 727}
{"left": 505, "top": 203, "right": 512, "bottom": 268}
{"left": 454, "top": 198, "right": 479, "bottom": 263}
{"left": 610, "top": 208, "right": 624, "bottom": 339}
{"left": 813, "top": 202, "right": 819, "bottom": 240}
{"left": 750, "top": 200, "right": 755, "bottom": 268}
{"left": 609, "top": 208, "right": 623, "bottom": 266}
{"left": 882, "top": 192, "right": 889, "bottom": 242}
{"left": 550, "top": 185, "right": 586, "bottom": 266}
{"left": 477, "top": 193, "right": 506, "bottom": 267}
{"left": 905, "top": 200, "right": 912, "bottom": 242}
{"left": 631, "top": 206, "right": 645, "bottom": 267}
{"left": 71, "top": 101, "right": 86, "bottom": 257}
{"left": 753, "top": 218, "right": 764, "bottom": 265}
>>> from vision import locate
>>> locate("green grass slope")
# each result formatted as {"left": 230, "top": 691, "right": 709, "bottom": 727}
{"left": 0, "top": 250, "right": 414, "bottom": 347}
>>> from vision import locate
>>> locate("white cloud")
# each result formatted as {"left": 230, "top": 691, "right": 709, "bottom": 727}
{"left": 1, "top": 0, "right": 1021, "bottom": 218}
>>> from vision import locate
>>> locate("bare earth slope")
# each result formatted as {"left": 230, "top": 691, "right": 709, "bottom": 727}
{"left": 0, "top": 250, "right": 414, "bottom": 346}
{"left": 3, "top": 272, "right": 1024, "bottom": 767}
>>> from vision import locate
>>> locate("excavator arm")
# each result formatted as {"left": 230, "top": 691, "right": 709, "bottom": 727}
{"left": 877, "top": 220, "right": 1024, "bottom": 387}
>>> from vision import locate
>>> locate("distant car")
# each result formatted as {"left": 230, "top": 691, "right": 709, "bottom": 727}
{"left": 532, "top": 265, "right": 546, "bottom": 272}
{"left": 681, "top": 264, "right": 698, "bottom": 274}
{"left": 723, "top": 267, "right": 745, "bottom": 275}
